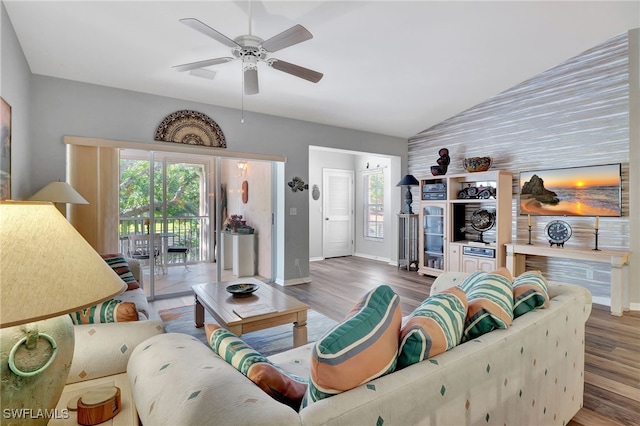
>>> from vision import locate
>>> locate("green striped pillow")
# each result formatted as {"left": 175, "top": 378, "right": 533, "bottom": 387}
{"left": 460, "top": 270, "right": 514, "bottom": 341}
{"left": 397, "top": 286, "right": 468, "bottom": 369}
{"left": 69, "top": 299, "right": 138, "bottom": 324}
{"left": 513, "top": 270, "right": 550, "bottom": 317}
{"left": 205, "top": 324, "right": 307, "bottom": 411}
{"left": 302, "top": 285, "right": 402, "bottom": 408}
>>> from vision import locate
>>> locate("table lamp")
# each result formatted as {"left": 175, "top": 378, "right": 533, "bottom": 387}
{"left": 0, "top": 201, "right": 127, "bottom": 425}
{"left": 29, "top": 181, "right": 88, "bottom": 216}
{"left": 396, "top": 174, "right": 419, "bottom": 214}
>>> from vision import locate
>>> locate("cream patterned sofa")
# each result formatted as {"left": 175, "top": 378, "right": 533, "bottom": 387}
{"left": 66, "top": 258, "right": 164, "bottom": 384}
{"left": 127, "top": 272, "right": 592, "bottom": 425}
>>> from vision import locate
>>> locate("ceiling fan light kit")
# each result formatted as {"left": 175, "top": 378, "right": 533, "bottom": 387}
{"left": 174, "top": 17, "right": 323, "bottom": 96}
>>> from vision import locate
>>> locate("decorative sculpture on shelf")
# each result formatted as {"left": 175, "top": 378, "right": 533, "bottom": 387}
{"left": 431, "top": 148, "right": 450, "bottom": 176}
{"left": 288, "top": 177, "right": 308, "bottom": 192}
{"left": 224, "top": 214, "right": 254, "bottom": 234}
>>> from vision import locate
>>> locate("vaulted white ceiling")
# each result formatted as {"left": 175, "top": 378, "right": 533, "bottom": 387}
{"left": 4, "top": 1, "right": 639, "bottom": 139}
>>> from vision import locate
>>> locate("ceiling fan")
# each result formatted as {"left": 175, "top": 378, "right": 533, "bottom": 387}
{"left": 174, "top": 16, "right": 323, "bottom": 95}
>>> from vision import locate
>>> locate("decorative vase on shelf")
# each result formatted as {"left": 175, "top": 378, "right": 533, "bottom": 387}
{"left": 463, "top": 157, "right": 492, "bottom": 173}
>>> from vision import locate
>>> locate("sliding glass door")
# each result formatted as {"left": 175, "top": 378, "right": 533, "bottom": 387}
{"left": 119, "top": 150, "right": 213, "bottom": 299}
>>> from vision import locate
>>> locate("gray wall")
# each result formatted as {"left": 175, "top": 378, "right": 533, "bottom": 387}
{"left": 2, "top": 3, "right": 407, "bottom": 284}
{"left": 409, "top": 31, "right": 639, "bottom": 308}
{"left": 308, "top": 148, "right": 356, "bottom": 261}
{"left": 308, "top": 148, "right": 401, "bottom": 263}
{"left": 1, "top": 2, "right": 31, "bottom": 198}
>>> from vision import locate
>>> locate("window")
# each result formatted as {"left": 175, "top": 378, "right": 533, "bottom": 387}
{"left": 364, "top": 172, "right": 384, "bottom": 239}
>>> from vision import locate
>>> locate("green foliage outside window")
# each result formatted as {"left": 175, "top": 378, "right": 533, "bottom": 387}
{"left": 365, "top": 172, "right": 384, "bottom": 239}
{"left": 119, "top": 159, "right": 203, "bottom": 218}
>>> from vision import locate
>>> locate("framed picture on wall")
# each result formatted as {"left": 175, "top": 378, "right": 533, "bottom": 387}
{"left": 1, "top": 97, "right": 10, "bottom": 201}
{"left": 519, "top": 163, "right": 622, "bottom": 217}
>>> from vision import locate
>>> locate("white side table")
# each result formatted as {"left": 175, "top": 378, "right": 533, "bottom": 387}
{"left": 233, "top": 233, "right": 256, "bottom": 277}
{"left": 49, "top": 373, "right": 139, "bottom": 426}
{"left": 221, "top": 231, "right": 234, "bottom": 270}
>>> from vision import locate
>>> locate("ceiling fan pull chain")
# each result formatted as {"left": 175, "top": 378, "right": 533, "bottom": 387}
{"left": 241, "top": 67, "right": 245, "bottom": 124}
{"left": 248, "top": 0, "right": 252, "bottom": 36}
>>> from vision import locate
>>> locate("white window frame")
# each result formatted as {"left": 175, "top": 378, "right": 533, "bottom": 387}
{"left": 363, "top": 170, "right": 384, "bottom": 240}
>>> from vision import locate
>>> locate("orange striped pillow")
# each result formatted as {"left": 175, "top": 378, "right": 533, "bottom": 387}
{"left": 460, "top": 270, "right": 514, "bottom": 341}
{"left": 205, "top": 324, "right": 307, "bottom": 411}
{"left": 302, "top": 285, "right": 402, "bottom": 407}
{"left": 69, "top": 299, "right": 138, "bottom": 324}
{"left": 397, "top": 286, "right": 468, "bottom": 369}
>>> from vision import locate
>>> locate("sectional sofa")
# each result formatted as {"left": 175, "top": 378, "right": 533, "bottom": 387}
{"left": 127, "top": 271, "right": 592, "bottom": 425}
{"left": 66, "top": 257, "right": 164, "bottom": 385}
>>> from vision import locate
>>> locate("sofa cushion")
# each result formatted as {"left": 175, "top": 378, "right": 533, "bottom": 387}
{"left": 512, "top": 270, "right": 550, "bottom": 317}
{"left": 460, "top": 270, "right": 514, "bottom": 341}
{"left": 396, "top": 286, "right": 468, "bottom": 369}
{"left": 70, "top": 299, "right": 139, "bottom": 325}
{"left": 302, "top": 284, "right": 402, "bottom": 408}
{"left": 205, "top": 324, "right": 307, "bottom": 411}
{"left": 100, "top": 253, "right": 140, "bottom": 291}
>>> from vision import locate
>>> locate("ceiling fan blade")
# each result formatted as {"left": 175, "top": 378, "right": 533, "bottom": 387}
{"left": 244, "top": 68, "right": 259, "bottom": 95}
{"left": 179, "top": 18, "right": 240, "bottom": 48}
{"left": 173, "top": 57, "right": 234, "bottom": 72}
{"left": 260, "top": 24, "right": 313, "bottom": 53}
{"left": 269, "top": 59, "right": 323, "bottom": 83}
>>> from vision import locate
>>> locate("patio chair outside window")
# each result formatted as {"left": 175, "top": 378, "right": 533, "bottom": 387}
{"left": 128, "top": 234, "right": 164, "bottom": 274}
{"left": 167, "top": 231, "right": 191, "bottom": 271}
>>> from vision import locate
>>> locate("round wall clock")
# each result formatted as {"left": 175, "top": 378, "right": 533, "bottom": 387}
{"left": 545, "top": 220, "right": 572, "bottom": 247}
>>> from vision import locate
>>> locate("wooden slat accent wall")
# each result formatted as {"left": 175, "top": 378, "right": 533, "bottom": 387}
{"left": 408, "top": 33, "right": 630, "bottom": 299}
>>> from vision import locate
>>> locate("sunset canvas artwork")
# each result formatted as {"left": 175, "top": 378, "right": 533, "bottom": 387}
{"left": 519, "top": 164, "right": 621, "bottom": 217}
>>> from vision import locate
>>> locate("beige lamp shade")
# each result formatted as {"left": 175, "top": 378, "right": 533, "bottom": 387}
{"left": 0, "top": 201, "right": 126, "bottom": 328}
{"left": 29, "top": 181, "right": 89, "bottom": 204}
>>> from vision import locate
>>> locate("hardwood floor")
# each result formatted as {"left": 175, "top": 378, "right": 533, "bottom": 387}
{"left": 150, "top": 256, "right": 640, "bottom": 425}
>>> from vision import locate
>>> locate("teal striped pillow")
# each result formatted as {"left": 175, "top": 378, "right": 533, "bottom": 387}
{"left": 397, "top": 286, "right": 468, "bottom": 369}
{"left": 69, "top": 299, "right": 138, "bottom": 324}
{"left": 302, "top": 284, "right": 402, "bottom": 408}
{"left": 460, "top": 270, "right": 514, "bottom": 341}
{"left": 205, "top": 324, "right": 307, "bottom": 411}
{"left": 513, "top": 271, "right": 550, "bottom": 317}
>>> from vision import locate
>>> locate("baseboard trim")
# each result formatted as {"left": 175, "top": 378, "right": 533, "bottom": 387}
{"left": 592, "top": 297, "right": 640, "bottom": 313}
{"left": 310, "top": 257, "right": 324, "bottom": 262}
{"left": 353, "top": 253, "right": 391, "bottom": 263}
{"left": 592, "top": 296, "right": 610, "bottom": 307}
{"left": 274, "top": 276, "right": 312, "bottom": 286}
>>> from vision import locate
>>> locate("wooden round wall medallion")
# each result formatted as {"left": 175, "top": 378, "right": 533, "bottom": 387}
{"left": 154, "top": 110, "right": 226, "bottom": 148}
{"left": 242, "top": 180, "right": 248, "bottom": 204}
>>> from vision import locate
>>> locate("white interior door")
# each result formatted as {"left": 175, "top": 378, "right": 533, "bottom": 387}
{"left": 323, "top": 169, "right": 354, "bottom": 258}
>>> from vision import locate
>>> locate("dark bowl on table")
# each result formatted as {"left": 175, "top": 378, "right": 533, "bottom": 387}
{"left": 226, "top": 283, "right": 259, "bottom": 297}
